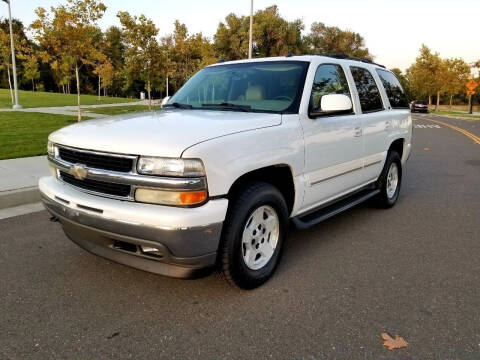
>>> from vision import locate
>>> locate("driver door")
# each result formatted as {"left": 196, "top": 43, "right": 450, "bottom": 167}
{"left": 299, "top": 63, "right": 364, "bottom": 211}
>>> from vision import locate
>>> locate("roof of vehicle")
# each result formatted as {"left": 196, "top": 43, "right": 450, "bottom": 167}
{"left": 209, "top": 53, "right": 387, "bottom": 70}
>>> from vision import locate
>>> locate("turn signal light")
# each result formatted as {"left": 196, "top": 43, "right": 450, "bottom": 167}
{"left": 179, "top": 191, "right": 207, "bottom": 205}
{"left": 135, "top": 188, "right": 207, "bottom": 206}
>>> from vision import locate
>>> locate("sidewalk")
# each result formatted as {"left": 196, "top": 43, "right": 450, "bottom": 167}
{"left": 0, "top": 99, "right": 160, "bottom": 118}
{"left": 0, "top": 156, "right": 49, "bottom": 216}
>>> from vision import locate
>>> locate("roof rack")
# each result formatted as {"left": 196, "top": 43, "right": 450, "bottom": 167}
{"left": 283, "top": 52, "right": 386, "bottom": 68}
{"left": 323, "top": 53, "right": 386, "bottom": 68}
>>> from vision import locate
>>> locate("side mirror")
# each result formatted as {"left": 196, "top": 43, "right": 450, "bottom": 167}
{"left": 161, "top": 96, "right": 171, "bottom": 107}
{"left": 309, "top": 94, "right": 353, "bottom": 118}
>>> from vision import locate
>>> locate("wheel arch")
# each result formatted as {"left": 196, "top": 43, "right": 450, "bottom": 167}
{"left": 226, "top": 164, "right": 296, "bottom": 216}
{"left": 388, "top": 138, "right": 405, "bottom": 160}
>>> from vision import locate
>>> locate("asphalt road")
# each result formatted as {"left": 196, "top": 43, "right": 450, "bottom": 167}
{"left": 1, "top": 114, "right": 479, "bottom": 359}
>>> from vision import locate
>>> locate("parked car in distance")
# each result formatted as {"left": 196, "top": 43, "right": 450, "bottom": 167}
{"left": 411, "top": 100, "right": 429, "bottom": 113}
{"left": 40, "top": 54, "right": 412, "bottom": 289}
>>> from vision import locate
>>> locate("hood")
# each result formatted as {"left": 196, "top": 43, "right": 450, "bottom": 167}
{"left": 49, "top": 109, "right": 282, "bottom": 157}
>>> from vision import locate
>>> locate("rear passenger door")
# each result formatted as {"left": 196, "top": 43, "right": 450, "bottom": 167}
{"left": 349, "top": 66, "right": 388, "bottom": 183}
{"left": 375, "top": 68, "right": 411, "bottom": 160}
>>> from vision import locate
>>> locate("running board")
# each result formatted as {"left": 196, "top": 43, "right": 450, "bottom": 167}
{"left": 292, "top": 188, "right": 380, "bottom": 230}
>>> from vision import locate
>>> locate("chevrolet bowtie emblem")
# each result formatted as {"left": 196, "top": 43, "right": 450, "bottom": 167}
{"left": 69, "top": 164, "right": 88, "bottom": 180}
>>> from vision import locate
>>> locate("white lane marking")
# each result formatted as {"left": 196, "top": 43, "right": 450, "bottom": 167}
{"left": 414, "top": 124, "right": 441, "bottom": 129}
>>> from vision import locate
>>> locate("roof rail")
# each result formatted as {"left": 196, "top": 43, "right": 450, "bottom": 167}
{"left": 321, "top": 53, "right": 386, "bottom": 69}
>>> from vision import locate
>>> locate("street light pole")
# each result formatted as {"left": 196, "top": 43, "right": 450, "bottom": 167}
{"left": 248, "top": 0, "right": 253, "bottom": 59}
{"left": 3, "top": 0, "right": 22, "bottom": 109}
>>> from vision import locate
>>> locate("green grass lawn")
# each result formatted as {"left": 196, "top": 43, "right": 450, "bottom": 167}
{"left": 86, "top": 105, "right": 159, "bottom": 116}
{"left": 0, "top": 89, "right": 138, "bottom": 109}
{"left": 0, "top": 112, "right": 91, "bottom": 160}
{"left": 431, "top": 110, "right": 480, "bottom": 120}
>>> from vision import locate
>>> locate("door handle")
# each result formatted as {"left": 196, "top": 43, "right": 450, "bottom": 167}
{"left": 354, "top": 127, "right": 362, "bottom": 137}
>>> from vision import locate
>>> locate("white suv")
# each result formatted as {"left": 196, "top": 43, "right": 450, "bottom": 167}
{"left": 40, "top": 55, "right": 412, "bottom": 289}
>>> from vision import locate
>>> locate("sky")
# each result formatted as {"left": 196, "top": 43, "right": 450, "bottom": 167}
{"left": 3, "top": 0, "right": 479, "bottom": 72}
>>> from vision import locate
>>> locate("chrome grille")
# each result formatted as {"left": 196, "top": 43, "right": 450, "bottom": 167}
{"left": 58, "top": 147, "right": 134, "bottom": 172}
{"left": 59, "top": 171, "right": 132, "bottom": 198}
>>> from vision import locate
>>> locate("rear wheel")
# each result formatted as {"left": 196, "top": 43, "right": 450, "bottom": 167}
{"left": 373, "top": 151, "right": 402, "bottom": 208}
{"left": 220, "top": 182, "right": 288, "bottom": 289}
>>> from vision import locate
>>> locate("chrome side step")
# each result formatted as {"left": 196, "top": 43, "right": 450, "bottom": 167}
{"left": 292, "top": 187, "right": 380, "bottom": 230}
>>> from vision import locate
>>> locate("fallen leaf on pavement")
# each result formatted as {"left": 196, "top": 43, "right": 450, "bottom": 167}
{"left": 381, "top": 332, "right": 408, "bottom": 350}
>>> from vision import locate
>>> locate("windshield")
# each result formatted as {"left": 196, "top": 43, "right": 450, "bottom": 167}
{"left": 168, "top": 61, "right": 309, "bottom": 114}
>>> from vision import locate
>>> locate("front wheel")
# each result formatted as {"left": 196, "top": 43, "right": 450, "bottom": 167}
{"left": 373, "top": 151, "right": 402, "bottom": 208}
{"left": 220, "top": 182, "right": 289, "bottom": 289}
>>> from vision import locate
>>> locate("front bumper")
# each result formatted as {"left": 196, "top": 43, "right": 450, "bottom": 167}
{"left": 40, "top": 177, "right": 228, "bottom": 278}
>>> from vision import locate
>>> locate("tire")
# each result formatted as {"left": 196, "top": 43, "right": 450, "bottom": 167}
{"left": 373, "top": 151, "right": 402, "bottom": 208}
{"left": 220, "top": 182, "right": 289, "bottom": 289}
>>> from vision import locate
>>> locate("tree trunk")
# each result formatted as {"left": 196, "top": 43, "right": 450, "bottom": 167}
{"left": 98, "top": 75, "right": 101, "bottom": 101}
{"left": 32, "top": 79, "right": 35, "bottom": 92}
{"left": 147, "top": 80, "right": 152, "bottom": 110}
{"left": 75, "top": 65, "right": 82, "bottom": 122}
{"left": 435, "top": 91, "right": 440, "bottom": 111}
{"left": 7, "top": 65, "right": 13, "bottom": 104}
{"left": 449, "top": 95, "right": 453, "bottom": 112}
{"left": 428, "top": 95, "right": 432, "bottom": 109}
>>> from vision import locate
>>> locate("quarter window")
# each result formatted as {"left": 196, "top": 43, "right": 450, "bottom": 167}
{"left": 310, "top": 64, "right": 351, "bottom": 112}
{"left": 350, "top": 66, "right": 383, "bottom": 113}
{"left": 376, "top": 69, "right": 409, "bottom": 109}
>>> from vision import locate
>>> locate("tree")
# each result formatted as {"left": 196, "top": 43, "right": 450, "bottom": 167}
{"left": 214, "top": 13, "right": 250, "bottom": 60}
{"left": 31, "top": 0, "right": 107, "bottom": 121}
{"left": 103, "top": 26, "right": 125, "bottom": 96}
{"left": 214, "top": 6, "right": 304, "bottom": 60}
{"left": 252, "top": 6, "right": 304, "bottom": 57}
{"left": 390, "top": 68, "right": 414, "bottom": 101}
{"left": 406, "top": 45, "right": 442, "bottom": 106}
{"left": 305, "top": 22, "right": 372, "bottom": 59}
{"left": 23, "top": 53, "right": 40, "bottom": 91}
{"left": 94, "top": 60, "right": 114, "bottom": 97}
{"left": 0, "top": 28, "right": 14, "bottom": 103}
{"left": 164, "top": 21, "right": 216, "bottom": 92}
{"left": 440, "top": 58, "right": 470, "bottom": 110}
{"left": 118, "top": 11, "right": 163, "bottom": 109}
{"left": 0, "top": 20, "right": 32, "bottom": 102}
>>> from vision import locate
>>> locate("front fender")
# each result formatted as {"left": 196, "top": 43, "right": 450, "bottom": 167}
{"left": 181, "top": 115, "right": 305, "bottom": 199}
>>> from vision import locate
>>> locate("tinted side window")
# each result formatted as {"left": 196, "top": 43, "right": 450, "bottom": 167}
{"left": 376, "top": 69, "right": 409, "bottom": 109}
{"left": 350, "top": 66, "right": 383, "bottom": 113}
{"left": 311, "top": 64, "right": 351, "bottom": 111}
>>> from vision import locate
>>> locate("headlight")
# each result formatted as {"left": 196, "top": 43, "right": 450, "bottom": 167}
{"left": 137, "top": 157, "right": 205, "bottom": 177}
{"left": 47, "top": 141, "right": 55, "bottom": 157}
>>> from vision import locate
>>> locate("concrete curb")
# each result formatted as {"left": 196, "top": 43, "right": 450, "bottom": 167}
{"left": 0, "top": 187, "right": 41, "bottom": 210}
{"left": 0, "top": 156, "right": 48, "bottom": 211}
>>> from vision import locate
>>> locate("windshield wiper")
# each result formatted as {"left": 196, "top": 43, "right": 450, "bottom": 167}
{"left": 164, "top": 102, "right": 193, "bottom": 109}
{"left": 201, "top": 102, "right": 251, "bottom": 112}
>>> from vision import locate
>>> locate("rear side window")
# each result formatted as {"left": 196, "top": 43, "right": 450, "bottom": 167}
{"left": 311, "top": 64, "right": 351, "bottom": 111}
{"left": 350, "top": 66, "right": 383, "bottom": 113}
{"left": 376, "top": 69, "right": 409, "bottom": 109}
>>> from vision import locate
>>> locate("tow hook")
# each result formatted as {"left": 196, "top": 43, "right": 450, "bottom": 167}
{"left": 49, "top": 216, "right": 59, "bottom": 222}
